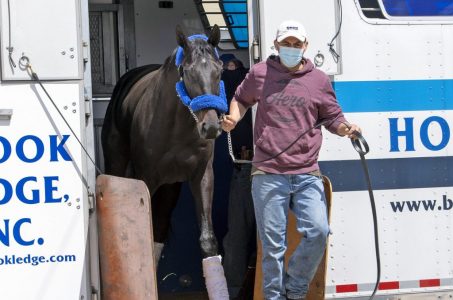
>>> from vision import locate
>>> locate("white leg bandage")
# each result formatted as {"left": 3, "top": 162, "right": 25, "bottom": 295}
{"left": 202, "top": 255, "right": 229, "bottom": 300}
{"left": 153, "top": 242, "right": 164, "bottom": 267}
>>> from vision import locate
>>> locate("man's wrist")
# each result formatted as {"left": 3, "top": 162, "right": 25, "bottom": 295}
{"left": 230, "top": 113, "right": 241, "bottom": 124}
{"left": 338, "top": 123, "right": 350, "bottom": 136}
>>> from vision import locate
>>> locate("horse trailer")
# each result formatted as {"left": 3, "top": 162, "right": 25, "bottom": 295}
{"left": 0, "top": 0, "right": 452, "bottom": 299}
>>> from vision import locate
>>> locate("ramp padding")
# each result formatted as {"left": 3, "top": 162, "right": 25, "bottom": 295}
{"left": 96, "top": 174, "right": 158, "bottom": 300}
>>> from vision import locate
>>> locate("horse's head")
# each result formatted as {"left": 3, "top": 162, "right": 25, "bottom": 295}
{"left": 176, "top": 25, "right": 224, "bottom": 140}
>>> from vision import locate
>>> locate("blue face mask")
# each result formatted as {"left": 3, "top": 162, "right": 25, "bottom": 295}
{"left": 278, "top": 46, "right": 304, "bottom": 68}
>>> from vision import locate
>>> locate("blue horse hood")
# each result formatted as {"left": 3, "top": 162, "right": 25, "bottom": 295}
{"left": 174, "top": 34, "right": 227, "bottom": 113}
{"left": 175, "top": 80, "right": 228, "bottom": 113}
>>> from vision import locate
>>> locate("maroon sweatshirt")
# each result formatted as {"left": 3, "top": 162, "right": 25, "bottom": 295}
{"left": 234, "top": 56, "right": 347, "bottom": 174}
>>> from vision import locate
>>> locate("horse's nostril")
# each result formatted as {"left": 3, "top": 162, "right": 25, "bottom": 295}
{"left": 201, "top": 122, "right": 221, "bottom": 139}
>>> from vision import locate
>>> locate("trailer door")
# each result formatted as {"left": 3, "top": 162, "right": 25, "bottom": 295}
{"left": 0, "top": 0, "right": 91, "bottom": 299}
{"left": 0, "top": 0, "right": 82, "bottom": 80}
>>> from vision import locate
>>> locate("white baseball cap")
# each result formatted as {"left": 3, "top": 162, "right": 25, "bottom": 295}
{"left": 276, "top": 20, "right": 308, "bottom": 43}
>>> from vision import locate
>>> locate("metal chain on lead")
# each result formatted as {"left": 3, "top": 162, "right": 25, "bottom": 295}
{"left": 188, "top": 107, "right": 199, "bottom": 122}
{"left": 227, "top": 131, "right": 235, "bottom": 161}
{"left": 227, "top": 131, "right": 252, "bottom": 164}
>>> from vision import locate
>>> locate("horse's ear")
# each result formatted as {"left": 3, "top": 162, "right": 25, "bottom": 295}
{"left": 208, "top": 24, "right": 221, "bottom": 48}
{"left": 176, "top": 25, "right": 189, "bottom": 49}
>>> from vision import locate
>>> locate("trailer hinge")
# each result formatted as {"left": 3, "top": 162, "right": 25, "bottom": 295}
{"left": 85, "top": 95, "right": 92, "bottom": 118}
{"left": 91, "top": 287, "right": 99, "bottom": 300}
{"left": 88, "top": 191, "right": 95, "bottom": 214}
{"left": 82, "top": 41, "right": 89, "bottom": 65}
{"left": 252, "top": 36, "right": 260, "bottom": 62}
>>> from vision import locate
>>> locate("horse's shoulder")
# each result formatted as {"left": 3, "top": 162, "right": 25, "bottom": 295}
{"left": 121, "top": 68, "right": 167, "bottom": 122}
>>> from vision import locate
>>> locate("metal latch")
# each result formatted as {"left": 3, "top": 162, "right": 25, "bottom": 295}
{"left": 82, "top": 41, "right": 89, "bottom": 64}
{"left": 88, "top": 192, "right": 95, "bottom": 213}
{"left": 91, "top": 288, "right": 99, "bottom": 300}
{"left": 85, "top": 96, "right": 92, "bottom": 118}
{"left": 252, "top": 36, "right": 260, "bottom": 62}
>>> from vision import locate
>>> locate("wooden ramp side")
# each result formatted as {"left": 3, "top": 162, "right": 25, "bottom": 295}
{"left": 96, "top": 174, "right": 158, "bottom": 300}
{"left": 254, "top": 176, "right": 333, "bottom": 300}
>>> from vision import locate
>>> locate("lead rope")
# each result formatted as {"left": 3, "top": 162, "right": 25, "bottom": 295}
{"left": 351, "top": 134, "right": 381, "bottom": 300}
{"left": 226, "top": 118, "right": 336, "bottom": 164}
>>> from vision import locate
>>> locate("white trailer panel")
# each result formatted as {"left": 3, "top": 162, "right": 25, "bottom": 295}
{"left": 0, "top": 0, "right": 82, "bottom": 80}
{"left": 0, "top": 83, "right": 88, "bottom": 300}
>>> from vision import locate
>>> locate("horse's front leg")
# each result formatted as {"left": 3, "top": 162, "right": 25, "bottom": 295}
{"left": 190, "top": 162, "right": 218, "bottom": 257}
{"left": 189, "top": 154, "right": 229, "bottom": 299}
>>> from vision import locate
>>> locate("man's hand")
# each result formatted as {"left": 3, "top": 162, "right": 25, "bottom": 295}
{"left": 338, "top": 123, "right": 362, "bottom": 139}
{"left": 221, "top": 115, "right": 239, "bottom": 132}
{"left": 222, "top": 98, "right": 247, "bottom": 132}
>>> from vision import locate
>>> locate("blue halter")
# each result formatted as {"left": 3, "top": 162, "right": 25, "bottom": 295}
{"left": 175, "top": 34, "right": 228, "bottom": 114}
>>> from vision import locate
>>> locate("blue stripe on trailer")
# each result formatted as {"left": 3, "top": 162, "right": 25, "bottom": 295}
{"left": 319, "top": 156, "right": 452, "bottom": 192}
{"left": 333, "top": 79, "right": 453, "bottom": 113}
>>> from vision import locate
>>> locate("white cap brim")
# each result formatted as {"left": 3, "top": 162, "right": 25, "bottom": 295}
{"left": 277, "top": 32, "right": 307, "bottom": 43}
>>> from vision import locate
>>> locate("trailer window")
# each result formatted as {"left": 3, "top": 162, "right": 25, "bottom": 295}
{"left": 381, "top": 0, "right": 453, "bottom": 16}
{"left": 220, "top": 0, "right": 248, "bottom": 48}
{"left": 195, "top": 0, "right": 248, "bottom": 50}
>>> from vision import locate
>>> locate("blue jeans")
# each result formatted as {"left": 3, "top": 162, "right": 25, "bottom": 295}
{"left": 252, "top": 173, "right": 329, "bottom": 300}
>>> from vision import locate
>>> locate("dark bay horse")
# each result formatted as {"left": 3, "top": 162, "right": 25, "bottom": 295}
{"left": 101, "top": 25, "right": 225, "bottom": 265}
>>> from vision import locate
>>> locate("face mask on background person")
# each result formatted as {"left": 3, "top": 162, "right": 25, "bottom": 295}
{"left": 278, "top": 46, "right": 304, "bottom": 68}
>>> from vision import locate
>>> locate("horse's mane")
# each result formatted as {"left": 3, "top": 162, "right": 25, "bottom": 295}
{"left": 161, "top": 48, "right": 178, "bottom": 73}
